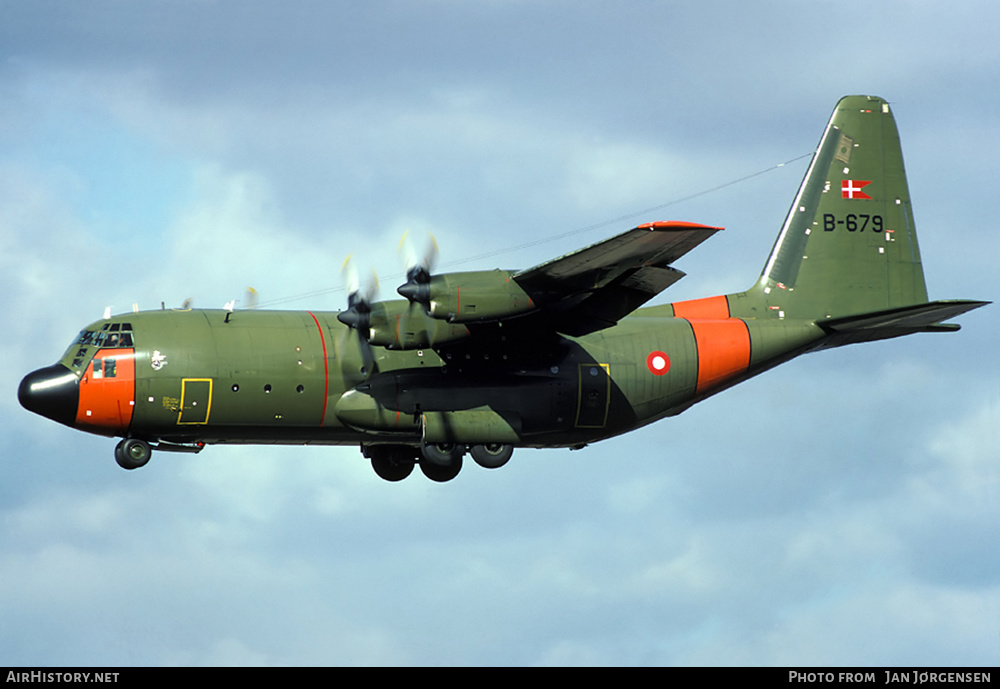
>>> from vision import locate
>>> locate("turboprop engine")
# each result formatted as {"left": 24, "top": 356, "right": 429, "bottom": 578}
{"left": 397, "top": 269, "right": 536, "bottom": 323}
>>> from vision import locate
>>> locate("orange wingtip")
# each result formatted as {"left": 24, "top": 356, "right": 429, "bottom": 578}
{"left": 636, "top": 221, "right": 724, "bottom": 231}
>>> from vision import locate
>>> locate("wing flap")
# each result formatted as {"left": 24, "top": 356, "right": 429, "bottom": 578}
{"left": 506, "top": 221, "right": 719, "bottom": 335}
{"left": 513, "top": 221, "right": 720, "bottom": 300}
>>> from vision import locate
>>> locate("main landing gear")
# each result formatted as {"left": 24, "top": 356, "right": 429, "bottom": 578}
{"left": 469, "top": 443, "right": 514, "bottom": 469}
{"left": 368, "top": 445, "right": 417, "bottom": 482}
{"left": 111, "top": 437, "right": 512, "bottom": 482}
{"left": 365, "top": 442, "right": 514, "bottom": 483}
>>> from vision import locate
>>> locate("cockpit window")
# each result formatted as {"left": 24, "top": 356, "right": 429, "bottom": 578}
{"left": 75, "top": 323, "right": 134, "bottom": 348}
{"left": 104, "top": 332, "right": 133, "bottom": 348}
{"left": 69, "top": 323, "right": 134, "bottom": 369}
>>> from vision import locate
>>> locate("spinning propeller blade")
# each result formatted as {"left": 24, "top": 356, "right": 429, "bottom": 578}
{"left": 396, "top": 231, "right": 438, "bottom": 308}
{"left": 337, "top": 256, "right": 379, "bottom": 376}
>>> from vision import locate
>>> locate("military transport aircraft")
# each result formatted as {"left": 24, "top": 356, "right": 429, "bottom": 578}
{"left": 18, "top": 96, "right": 988, "bottom": 482}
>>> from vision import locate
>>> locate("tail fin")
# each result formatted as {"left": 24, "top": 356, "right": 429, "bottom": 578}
{"left": 734, "top": 95, "right": 930, "bottom": 321}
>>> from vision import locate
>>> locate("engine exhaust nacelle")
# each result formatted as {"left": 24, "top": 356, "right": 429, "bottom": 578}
{"left": 365, "top": 300, "right": 470, "bottom": 350}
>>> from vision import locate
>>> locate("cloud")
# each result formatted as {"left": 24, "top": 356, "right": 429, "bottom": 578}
{"left": 4, "top": 0, "right": 998, "bottom": 667}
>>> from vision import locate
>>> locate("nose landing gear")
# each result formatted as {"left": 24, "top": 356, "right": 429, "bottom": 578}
{"left": 114, "top": 438, "right": 152, "bottom": 470}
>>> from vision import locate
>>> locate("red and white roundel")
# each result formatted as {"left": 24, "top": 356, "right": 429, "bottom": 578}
{"left": 646, "top": 350, "right": 670, "bottom": 375}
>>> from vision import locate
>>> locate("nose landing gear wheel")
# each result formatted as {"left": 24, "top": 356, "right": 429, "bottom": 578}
{"left": 115, "top": 439, "right": 152, "bottom": 470}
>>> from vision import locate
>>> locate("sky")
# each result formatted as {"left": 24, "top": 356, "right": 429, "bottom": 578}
{"left": 2, "top": 0, "right": 997, "bottom": 667}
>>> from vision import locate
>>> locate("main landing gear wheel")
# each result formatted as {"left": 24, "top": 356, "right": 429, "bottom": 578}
{"left": 419, "top": 455, "right": 463, "bottom": 483}
{"left": 470, "top": 443, "right": 514, "bottom": 469}
{"left": 115, "top": 438, "right": 152, "bottom": 470}
{"left": 419, "top": 439, "right": 464, "bottom": 467}
{"left": 418, "top": 439, "right": 464, "bottom": 482}
{"left": 369, "top": 446, "right": 416, "bottom": 482}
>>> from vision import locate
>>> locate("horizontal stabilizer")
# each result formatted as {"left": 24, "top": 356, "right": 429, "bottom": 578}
{"left": 817, "top": 299, "right": 989, "bottom": 345}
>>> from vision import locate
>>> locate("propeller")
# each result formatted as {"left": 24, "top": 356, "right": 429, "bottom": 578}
{"left": 243, "top": 287, "right": 259, "bottom": 309}
{"left": 224, "top": 288, "right": 258, "bottom": 313}
{"left": 396, "top": 231, "right": 438, "bottom": 309}
{"left": 337, "top": 256, "right": 379, "bottom": 376}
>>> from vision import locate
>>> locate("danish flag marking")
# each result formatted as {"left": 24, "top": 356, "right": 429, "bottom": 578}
{"left": 842, "top": 179, "right": 873, "bottom": 200}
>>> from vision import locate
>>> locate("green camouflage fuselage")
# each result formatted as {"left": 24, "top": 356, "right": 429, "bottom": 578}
{"left": 53, "top": 300, "right": 825, "bottom": 448}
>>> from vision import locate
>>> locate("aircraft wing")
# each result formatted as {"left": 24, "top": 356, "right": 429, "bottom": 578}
{"left": 512, "top": 221, "right": 721, "bottom": 335}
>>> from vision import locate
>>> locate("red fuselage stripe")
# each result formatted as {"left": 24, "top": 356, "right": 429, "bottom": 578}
{"left": 307, "top": 312, "right": 329, "bottom": 425}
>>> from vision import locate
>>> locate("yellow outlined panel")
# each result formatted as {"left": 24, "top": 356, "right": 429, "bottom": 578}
{"left": 178, "top": 378, "right": 213, "bottom": 425}
{"left": 575, "top": 363, "right": 610, "bottom": 428}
